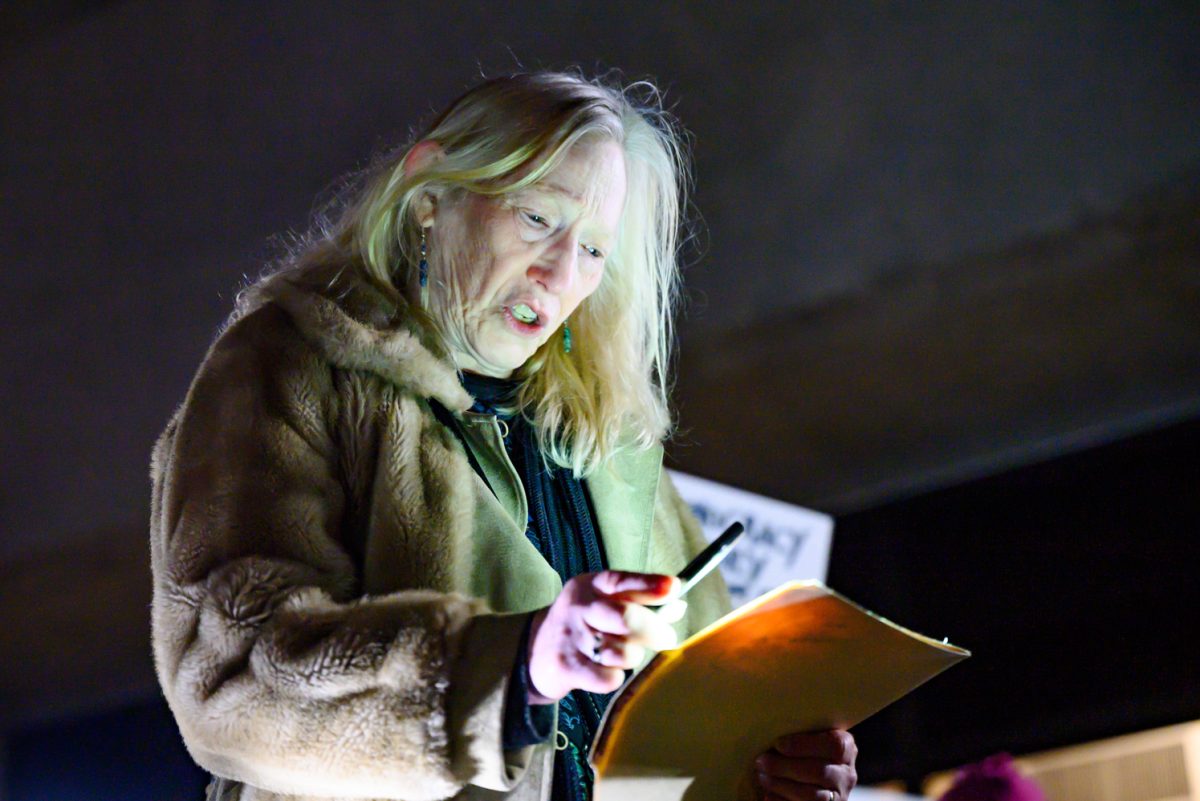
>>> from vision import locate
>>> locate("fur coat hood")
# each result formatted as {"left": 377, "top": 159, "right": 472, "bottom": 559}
{"left": 149, "top": 262, "right": 729, "bottom": 801}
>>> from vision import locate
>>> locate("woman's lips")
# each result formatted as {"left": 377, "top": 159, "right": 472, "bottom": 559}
{"left": 503, "top": 305, "right": 546, "bottom": 336}
{"left": 502, "top": 295, "right": 556, "bottom": 334}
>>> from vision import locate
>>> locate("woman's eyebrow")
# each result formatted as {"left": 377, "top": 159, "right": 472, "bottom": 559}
{"left": 538, "top": 181, "right": 584, "bottom": 203}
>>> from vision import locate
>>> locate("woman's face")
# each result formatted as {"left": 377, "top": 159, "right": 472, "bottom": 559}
{"left": 428, "top": 138, "right": 627, "bottom": 378}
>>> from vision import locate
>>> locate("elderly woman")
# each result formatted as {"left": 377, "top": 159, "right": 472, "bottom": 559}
{"left": 150, "top": 72, "right": 857, "bottom": 801}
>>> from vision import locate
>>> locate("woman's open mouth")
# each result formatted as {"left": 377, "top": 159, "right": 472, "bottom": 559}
{"left": 511, "top": 303, "right": 538, "bottom": 324}
{"left": 504, "top": 303, "right": 546, "bottom": 335}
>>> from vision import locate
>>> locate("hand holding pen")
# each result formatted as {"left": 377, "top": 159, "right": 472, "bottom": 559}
{"left": 524, "top": 522, "right": 745, "bottom": 704}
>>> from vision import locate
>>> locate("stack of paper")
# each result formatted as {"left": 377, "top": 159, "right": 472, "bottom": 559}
{"left": 590, "top": 581, "right": 970, "bottom": 801}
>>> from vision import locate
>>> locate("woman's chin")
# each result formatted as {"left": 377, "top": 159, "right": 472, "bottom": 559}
{"left": 458, "top": 345, "right": 534, "bottom": 379}
{"left": 456, "top": 319, "right": 550, "bottom": 377}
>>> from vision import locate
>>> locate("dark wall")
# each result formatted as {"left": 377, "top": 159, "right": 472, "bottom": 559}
{"left": 3, "top": 1, "right": 1198, "bottom": 558}
{"left": 829, "top": 417, "right": 1200, "bottom": 785}
{"left": 3, "top": 1, "right": 1199, "bottom": 795}
{"left": 6, "top": 701, "right": 206, "bottom": 801}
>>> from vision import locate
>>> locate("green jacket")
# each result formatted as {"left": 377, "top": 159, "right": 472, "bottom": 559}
{"left": 150, "top": 263, "right": 730, "bottom": 801}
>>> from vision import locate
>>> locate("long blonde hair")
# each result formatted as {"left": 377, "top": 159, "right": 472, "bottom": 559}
{"left": 298, "top": 72, "right": 690, "bottom": 476}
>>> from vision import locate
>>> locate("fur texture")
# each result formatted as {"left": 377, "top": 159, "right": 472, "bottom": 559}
{"left": 149, "top": 264, "right": 729, "bottom": 801}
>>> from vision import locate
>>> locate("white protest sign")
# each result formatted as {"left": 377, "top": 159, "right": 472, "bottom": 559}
{"left": 668, "top": 471, "right": 834, "bottom": 606}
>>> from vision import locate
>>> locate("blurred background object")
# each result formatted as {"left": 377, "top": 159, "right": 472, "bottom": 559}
{"left": 933, "top": 753, "right": 1045, "bottom": 801}
{"left": 2, "top": 2, "right": 1197, "bottom": 798}
{"left": 925, "top": 722, "right": 1200, "bottom": 801}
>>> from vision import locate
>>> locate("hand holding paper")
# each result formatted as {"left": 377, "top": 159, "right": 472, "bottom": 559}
{"left": 754, "top": 729, "right": 858, "bottom": 801}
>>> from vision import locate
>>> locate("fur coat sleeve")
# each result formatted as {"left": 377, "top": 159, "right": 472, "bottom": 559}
{"left": 149, "top": 301, "right": 534, "bottom": 800}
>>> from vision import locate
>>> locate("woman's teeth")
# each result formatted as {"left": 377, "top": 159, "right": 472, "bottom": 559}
{"left": 511, "top": 303, "right": 538, "bottom": 324}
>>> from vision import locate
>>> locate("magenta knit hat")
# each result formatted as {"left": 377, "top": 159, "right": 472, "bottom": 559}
{"left": 938, "top": 753, "right": 1046, "bottom": 801}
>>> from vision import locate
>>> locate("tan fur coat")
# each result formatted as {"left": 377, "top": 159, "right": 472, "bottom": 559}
{"left": 149, "top": 264, "right": 730, "bottom": 801}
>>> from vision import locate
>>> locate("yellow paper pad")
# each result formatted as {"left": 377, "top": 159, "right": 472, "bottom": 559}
{"left": 590, "top": 580, "right": 970, "bottom": 801}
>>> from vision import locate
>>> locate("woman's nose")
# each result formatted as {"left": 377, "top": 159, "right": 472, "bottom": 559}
{"left": 531, "top": 234, "right": 579, "bottom": 293}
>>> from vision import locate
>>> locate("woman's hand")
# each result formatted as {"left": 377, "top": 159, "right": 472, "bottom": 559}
{"left": 754, "top": 730, "right": 858, "bottom": 801}
{"left": 526, "top": 570, "right": 685, "bottom": 703}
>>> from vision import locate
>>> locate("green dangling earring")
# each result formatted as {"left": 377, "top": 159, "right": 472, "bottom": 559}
{"left": 562, "top": 320, "right": 572, "bottom": 354}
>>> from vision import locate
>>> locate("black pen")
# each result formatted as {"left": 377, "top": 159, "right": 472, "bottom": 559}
{"left": 673, "top": 521, "right": 745, "bottom": 599}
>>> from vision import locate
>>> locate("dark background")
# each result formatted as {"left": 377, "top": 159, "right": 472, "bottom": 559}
{"left": 2, "top": 2, "right": 1197, "bottom": 798}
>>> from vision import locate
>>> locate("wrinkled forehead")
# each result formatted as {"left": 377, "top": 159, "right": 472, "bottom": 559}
{"left": 526, "top": 139, "right": 628, "bottom": 227}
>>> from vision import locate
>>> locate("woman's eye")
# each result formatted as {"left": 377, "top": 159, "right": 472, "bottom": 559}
{"left": 582, "top": 244, "right": 603, "bottom": 259}
{"left": 522, "top": 211, "right": 549, "bottom": 227}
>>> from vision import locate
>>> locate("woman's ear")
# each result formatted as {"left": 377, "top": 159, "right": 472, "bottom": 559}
{"left": 404, "top": 139, "right": 445, "bottom": 175}
{"left": 404, "top": 139, "right": 446, "bottom": 226}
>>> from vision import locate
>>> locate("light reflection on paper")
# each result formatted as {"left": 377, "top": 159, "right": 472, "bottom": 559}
{"left": 668, "top": 471, "right": 834, "bottom": 606}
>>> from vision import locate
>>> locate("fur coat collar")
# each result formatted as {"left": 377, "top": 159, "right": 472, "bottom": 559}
{"left": 253, "top": 262, "right": 474, "bottom": 413}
